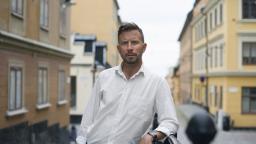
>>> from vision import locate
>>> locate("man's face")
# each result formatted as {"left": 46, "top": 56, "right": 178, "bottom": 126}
{"left": 117, "top": 30, "right": 147, "bottom": 64}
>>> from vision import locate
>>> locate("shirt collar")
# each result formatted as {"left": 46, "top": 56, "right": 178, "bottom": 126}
{"left": 115, "top": 63, "right": 145, "bottom": 79}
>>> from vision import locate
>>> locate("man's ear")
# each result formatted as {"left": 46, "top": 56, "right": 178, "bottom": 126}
{"left": 117, "top": 45, "right": 121, "bottom": 52}
{"left": 143, "top": 43, "right": 147, "bottom": 52}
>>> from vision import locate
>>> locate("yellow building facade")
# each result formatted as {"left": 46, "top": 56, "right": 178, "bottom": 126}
{"left": 192, "top": 0, "right": 256, "bottom": 128}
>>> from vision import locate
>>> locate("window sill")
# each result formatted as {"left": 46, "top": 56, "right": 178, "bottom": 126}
{"left": 60, "top": 34, "right": 67, "bottom": 40}
{"left": 11, "top": 12, "right": 24, "bottom": 20}
{"left": 242, "top": 112, "right": 256, "bottom": 115}
{"left": 36, "top": 103, "right": 51, "bottom": 110}
{"left": 57, "top": 100, "right": 68, "bottom": 106}
{"left": 6, "top": 108, "right": 28, "bottom": 117}
{"left": 40, "top": 26, "right": 49, "bottom": 32}
{"left": 239, "top": 19, "right": 256, "bottom": 23}
{"left": 84, "top": 52, "right": 93, "bottom": 55}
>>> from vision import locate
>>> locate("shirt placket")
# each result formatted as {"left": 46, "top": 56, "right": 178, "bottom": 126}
{"left": 108, "top": 78, "right": 129, "bottom": 144}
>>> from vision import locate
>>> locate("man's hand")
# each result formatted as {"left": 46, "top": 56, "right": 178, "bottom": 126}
{"left": 139, "top": 130, "right": 167, "bottom": 144}
{"left": 139, "top": 134, "right": 153, "bottom": 144}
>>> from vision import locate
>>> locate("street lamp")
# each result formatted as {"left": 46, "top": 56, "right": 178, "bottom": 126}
{"left": 201, "top": 7, "right": 209, "bottom": 111}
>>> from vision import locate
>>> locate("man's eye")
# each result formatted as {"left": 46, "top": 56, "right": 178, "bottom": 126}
{"left": 131, "top": 41, "right": 140, "bottom": 45}
{"left": 120, "top": 40, "right": 141, "bottom": 46}
{"left": 120, "top": 41, "right": 128, "bottom": 45}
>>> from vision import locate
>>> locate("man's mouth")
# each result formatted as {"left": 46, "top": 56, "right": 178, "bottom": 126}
{"left": 126, "top": 54, "right": 136, "bottom": 56}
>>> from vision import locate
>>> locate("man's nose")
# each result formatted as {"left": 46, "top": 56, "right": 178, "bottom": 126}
{"left": 127, "top": 42, "right": 133, "bottom": 49}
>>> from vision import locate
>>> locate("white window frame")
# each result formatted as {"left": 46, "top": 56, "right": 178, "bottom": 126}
{"left": 11, "top": 0, "right": 24, "bottom": 17}
{"left": 219, "top": 44, "right": 224, "bottom": 67}
{"left": 242, "top": 0, "right": 256, "bottom": 19}
{"left": 215, "top": 46, "right": 218, "bottom": 67}
{"left": 58, "top": 70, "right": 67, "bottom": 105}
{"left": 242, "top": 42, "right": 256, "bottom": 65}
{"left": 7, "top": 61, "right": 27, "bottom": 116}
{"left": 60, "top": 0, "right": 67, "bottom": 37}
{"left": 242, "top": 87, "right": 256, "bottom": 113}
{"left": 210, "top": 47, "right": 213, "bottom": 68}
{"left": 37, "top": 65, "right": 51, "bottom": 109}
{"left": 219, "top": 3, "right": 223, "bottom": 25}
{"left": 238, "top": 0, "right": 256, "bottom": 22}
{"left": 40, "top": 0, "right": 49, "bottom": 29}
{"left": 208, "top": 39, "right": 225, "bottom": 70}
{"left": 238, "top": 35, "right": 256, "bottom": 68}
{"left": 214, "top": 8, "right": 218, "bottom": 27}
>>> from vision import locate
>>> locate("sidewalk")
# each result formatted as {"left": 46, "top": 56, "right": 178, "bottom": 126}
{"left": 176, "top": 104, "right": 208, "bottom": 144}
{"left": 177, "top": 104, "right": 207, "bottom": 121}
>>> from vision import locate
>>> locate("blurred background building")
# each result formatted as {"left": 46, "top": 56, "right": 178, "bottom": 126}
{"left": 69, "top": 0, "right": 122, "bottom": 125}
{"left": 171, "top": 0, "right": 256, "bottom": 130}
{"left": 0, "top": 0, "right": 73, "bottom": 143}
{"left": 178, "top": 10, "right": 193, "bottom": 104}
{"left": 0, "top": 0, "right": 122, "bottom": 143}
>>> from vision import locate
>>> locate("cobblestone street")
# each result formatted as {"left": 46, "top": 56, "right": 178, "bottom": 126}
{"left": 176, "top": 104, "right": 256, "bottom": 144}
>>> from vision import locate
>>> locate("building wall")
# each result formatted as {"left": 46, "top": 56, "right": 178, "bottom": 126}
{"left": 0, "top": 0, "right": 72, "bottom": 143}
{"left": 171, "top": 76, "right": 181, "bottom": 105}
{"left": 168, "top": 67, "right": 181, "bottom": 105}
{"left": 69, "top": 0, "right": 121, "bottom": 123}
{"left": 70, "top": 66, "right": 93, "bottom": 115}
{"left": 192, "top": 0, "right": 256, "bottom": 128}
{"left": 0, "top": 0, "right": 9, "bottom": 30}
{"left": 166, "top": 68, "right": 181, "bottom": 105}
{"left": 70, "top": 40, "right": 94, "bottom": 115}
{"left": 179, "top": 22, "right": 192, "bottom": 104}
{"left": 0, "top": 47, "right": 70, "bottom": 128}
{"left": 70, "top": 0, "right": 121, "bottom": 66}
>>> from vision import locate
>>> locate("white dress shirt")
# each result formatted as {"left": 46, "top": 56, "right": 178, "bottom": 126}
{"left": 76, "top": 64, "right": 179, "bottom": 144}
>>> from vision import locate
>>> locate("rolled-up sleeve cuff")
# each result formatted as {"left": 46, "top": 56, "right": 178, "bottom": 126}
{"left": 76, "top": 136, "right": 87, "bottom": 144}
{"left": 155, "top": 124, "right": 178, "bottom": 137}
{"left": 156, "top": 127, "right": 171, "bottom": 136}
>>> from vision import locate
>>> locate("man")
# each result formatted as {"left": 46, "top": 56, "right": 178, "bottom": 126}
{"left": 76, "top": 22, "right": 179, "bottom": 144}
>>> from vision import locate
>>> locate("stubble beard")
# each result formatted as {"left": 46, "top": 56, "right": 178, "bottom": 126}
{"left": 123, "top": 54, "right": 142, "bottom": 65}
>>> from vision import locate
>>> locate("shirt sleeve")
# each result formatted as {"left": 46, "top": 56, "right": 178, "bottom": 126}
{"left": 76, "top": 77, "right": 101, "bottom": 144}
{"left": 155, "top": 78, "right": 179, "bottom": 137}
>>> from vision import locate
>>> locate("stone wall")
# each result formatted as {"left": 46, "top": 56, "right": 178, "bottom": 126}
{"left": 0, "top": 121, "right": 69, "bottom": 144}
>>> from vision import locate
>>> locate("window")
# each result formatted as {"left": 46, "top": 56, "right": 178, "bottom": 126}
{"left": 38, "top": 68, "right": 48, "bottom": 105}
{"left": 210, "top": 47, "right": 213, "bottom": 68}
{"left": 215, "top": 47, "right": 218, "bottom": 67}
{"left": 95, "top": 45, "right": 106, "bottom": 65}
{"left": 242, "top": 87, "right": 256, "bottom": 113}
{"left": 202, "top": 20, "right": 206, "bottom": 37}
{"left": 9, "top": 67, "right": 23, "bottom": 111}
{"left": 58, "top": 70, "right": 66, "bottom": 102}
{"left": 214, "top": 8, "right": 218, "bottom": 26}
{"left": 242, "top": 42, "right": 256, "bottom": 65}
{"left": 214, "top": 86, "right": 218, "bottom": 107}
{"left": 200, "top": 22, "right": 203, "bottom": 39}
{"left": 209, "top": 13, "right": 213, "bottom": 31}
{"left": 85, "top": 40, "right": 93, "bottom": 53}
{"left": 220, "top": 44, "right": 224, "bottom": 67}
{"left": 40, "top": 0, "right": 49, "bottom": 28}
{"left": 242, "top": 0, "right": 256, "bottom": 19}
{"left": 11, "top": 0, "right": 23, "bottom": 16}
{"left": 70, "top": 76, "right": 76, "bottom": 108}
{"left": 60, "top": 0, "right": 67, "bottom": 36}
{"left": 219, "top": 86, "right": 223, "bottom": 109}
{"left": 219, "top": 4, "right": 223, "bottom": 23}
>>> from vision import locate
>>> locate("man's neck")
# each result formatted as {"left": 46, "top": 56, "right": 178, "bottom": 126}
{"left": 122, "top": 62, "right": 142, "bottom": 80}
